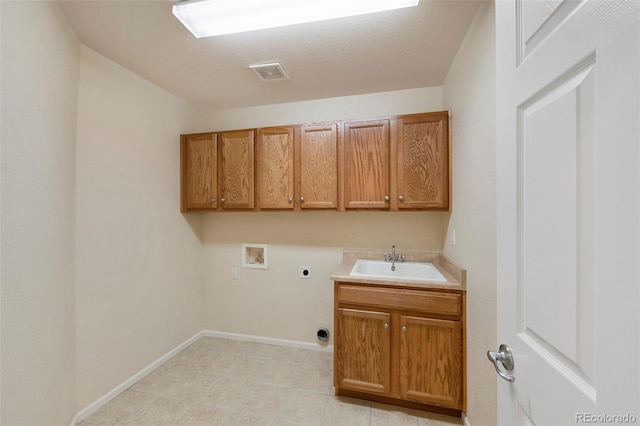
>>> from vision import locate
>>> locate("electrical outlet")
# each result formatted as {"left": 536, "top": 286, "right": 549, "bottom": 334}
{"left": 231, "top": 267, "right": 238, "bottom": 279}
{"left": 299, "top": 266, "right": 312, "bottom": 279}
{"left": 452, "top": 229, "right": 456, "bottom": 246}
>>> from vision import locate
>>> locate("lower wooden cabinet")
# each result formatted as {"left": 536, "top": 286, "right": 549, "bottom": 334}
{"left": 335, "top": 308, "right": 391, "bottom": 395}
{"left": 334, "top": 282, "right": 465, "bottom": 415}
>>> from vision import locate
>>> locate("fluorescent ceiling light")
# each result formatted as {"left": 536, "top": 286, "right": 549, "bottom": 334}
{"left": 173, "top": 0, "right": 420, "bottom": 38}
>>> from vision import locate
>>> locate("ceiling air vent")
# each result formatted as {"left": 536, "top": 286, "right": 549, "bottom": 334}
{"left": 250, "top": 62, "right": 290, "bottom": 82}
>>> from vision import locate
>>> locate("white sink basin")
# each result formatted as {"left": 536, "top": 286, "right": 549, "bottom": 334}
{"left": 349, "top": 259, "right": 447, "bottom": 282}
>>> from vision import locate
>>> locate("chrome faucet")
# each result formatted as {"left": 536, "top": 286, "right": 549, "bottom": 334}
{"left": 384, "top": 245, "right": 404, "bottom": 271}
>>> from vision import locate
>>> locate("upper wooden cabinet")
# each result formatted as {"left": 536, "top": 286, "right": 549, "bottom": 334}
{"left": 397, "top": 112, "right": 449, "bottom": 210}
{"left": 342, "top": 119, "right": 390, "bottom": 210}
{"left": 297, "top": 123, "right": 339, "bottom": 209}
{"left": 181, "top": 133, "right": 217, "bottom": 212}
{"left": 257, "top": 127, "right": 294, "bottom": 209}
{"left": 219, "top": 130, "right": 254, "bottom": 210}
{"left": 180, "top": 111, "right": 450, "bottom": 212}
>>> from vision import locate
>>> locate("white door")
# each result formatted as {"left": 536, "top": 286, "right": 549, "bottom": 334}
{"left": 495, "top": 1, "right": 640, "bottom": 425}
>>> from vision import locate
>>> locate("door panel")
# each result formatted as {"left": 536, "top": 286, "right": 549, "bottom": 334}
{"left": 343, "top": 120, "right": 390, "bottom": 209}
{"left": 497, "top": 1, "right": 640, "bottom": 424}
{"left": 258, "top": 127, "right": 294, "bottom": 209}
{"left": 220, "top": 130, "right": 254, "bottom": 209}
{"left": 399, "top": 315, "right": 463, "bottom": 409}
{"left": 185, "top": 133, "right": 217, "bottom": 210}
{"left": 299, "top": 124, "right": 338, "bottom": 209}
{"left": 335, "top": 308, "right": 391, "bottom": 395}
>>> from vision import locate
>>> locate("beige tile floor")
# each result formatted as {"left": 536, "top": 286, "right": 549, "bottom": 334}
{"left": 79, "top": 337, "right": 463, "bottom": 426}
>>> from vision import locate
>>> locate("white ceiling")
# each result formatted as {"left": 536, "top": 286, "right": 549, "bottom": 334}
{"left": 58, "top": 0, "right": 482, "bottom": 109}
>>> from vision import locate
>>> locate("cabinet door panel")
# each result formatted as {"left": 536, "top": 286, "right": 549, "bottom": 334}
{"left": 258, "top": 127, "right": 294, "bottom": 209}
{"left": 397, "top": 113, "right": 449, "bottom": 209}
{"left": 183, "top": 133, "right": 217, "bottom": 210}
{"left": 220, "top": 130, "right": 254, "bottom": 209}
{"left": 299, "top": 124, "right": 338, "bottom": 209}
{"left": 343, "top": 120, "right": 390, "bottom": 209}
{"left": 336, "top": 308, "right": 391, "bottom": 395}
{"left": 399, "top": 315, "right": 463, "bottom": 409}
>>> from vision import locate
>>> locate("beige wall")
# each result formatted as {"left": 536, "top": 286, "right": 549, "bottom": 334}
{"left": 200, "top": 88, "right": 449, "bottom": 345}
{"left": 0, "top": 1, "right": 80, "bottom": 424}
{"left": 74, "top": 47, "right": 205, "bottom": 410}
{"left": 442, "top": 2, "right": 497, "bottom": 425}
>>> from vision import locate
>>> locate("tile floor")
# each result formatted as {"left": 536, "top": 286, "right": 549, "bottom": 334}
{"left": 79, "top": 337, "right": 463, "bottom": 426}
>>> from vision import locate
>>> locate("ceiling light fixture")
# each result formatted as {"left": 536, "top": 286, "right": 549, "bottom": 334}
{"left": 172, "top": 0, "right": 419, "bottom": 38}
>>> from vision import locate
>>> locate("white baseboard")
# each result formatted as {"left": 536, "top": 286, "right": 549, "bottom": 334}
{"left": 202, "top": 329, "right": 334, "bottom": 352}
{"left": 71, "top": 330, "right": 332, "bottom": 425}
{"left": 72, "top": 330, "right": 204, "bottom": 425}
{"left": 463, "top": 412, "right": 471, "bottom": 426}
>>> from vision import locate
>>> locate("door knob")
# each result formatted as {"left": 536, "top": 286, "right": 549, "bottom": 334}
{"left": 398, "top": 195, "right": 404, "bottom": 202}
{"left": 210, "top": 198, "right": 216, "bottom": 203}
{"left": 221, "top": 198, "right": 226, "bottom": 203}
{"left": 300, "top": 196, "right": 305, "bottom": 203}
{"left": 487, "top": 344, "right": 515, "bottom": 382}
{"left": 384, "top": 195, "right": 390, "bottom": 201}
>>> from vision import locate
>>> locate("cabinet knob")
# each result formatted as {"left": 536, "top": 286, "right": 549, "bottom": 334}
{"left": 210, "top": 198, "right": 216, "bottom": 203}
{"left": 398, "top": 195, "right": 404, "bottom": 202}
{"left": 384, "top": 323, "right": 389, "bottom": 330}
{"left": 402, "top": 326, "right": 407, "bottom": 332}
{"left": 221, "top": 198, "right": 226, "bottom": 203}
{"left": 300, "top": 196, "right": 305, "bottom": 203}
{"left": 288, "top": 197, "right": 293, "bottom": 203}
{"left": 384, "top": 195, "right": 390, "bottom": 202}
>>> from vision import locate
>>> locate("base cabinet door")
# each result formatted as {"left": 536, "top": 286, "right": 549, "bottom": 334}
{"left": 399, "top": 315, "right": 463, "bottom": 409}
{"left": 335, "top": 308, "right": 391, "bottom": 395}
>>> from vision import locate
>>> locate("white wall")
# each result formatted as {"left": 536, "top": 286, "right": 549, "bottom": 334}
{"left": 0, "top": 1, "right": 80, "bottom": 424}
{"left": 74, "top": 47, "right": 205, "bottom": 410}
{"left": 442, "top": 2, "right": 497, "bottom": 425}
{"left": 200, "top": 88, "right": 448, "bottom": 345}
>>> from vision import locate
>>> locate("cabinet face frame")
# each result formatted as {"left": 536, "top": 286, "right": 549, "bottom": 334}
{"left": 218, "top": 129, "right": 255, "bottom": 210}
{"left": 296, "top": 123, "right": 340, "bottom": 209}
{"left": 396, "top": 112, "right": 450, "bottom": 210}
{"left": 342, "top": 119, "right": 391, "bottom": 210}
{"left": 257, "top": 126, "right": 295, "bottom": 210}
{"left": 181, "top": 133, "right": 217, "bottom": 212}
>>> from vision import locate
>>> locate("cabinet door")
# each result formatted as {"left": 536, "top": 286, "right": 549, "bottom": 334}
{"left": 343, "top": 120, "right": 390, "bottom": 209}
{"left": 397, "top": 112, "right": 449, "bottom": 209}
{"left": 220, "top": 130, "right": 254, "bottom": 210}
{"left": 298, "top": 123, "right": 338, "bottom": 209}
{"left": 336, "top": 308, "right": 391, "bottom": 395}
{"left": 181, "top": 133, "right": 217, "bottom": 211}
{"left": 399, "top": 315, "right": 463, "bottom": 409}
{"left": 257, "top": 127, "right": 294, "bottom": 209}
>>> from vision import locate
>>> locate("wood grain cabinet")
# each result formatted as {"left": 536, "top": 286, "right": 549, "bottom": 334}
{"left": 257, "top": 126, "right": 295, "bottom": 209}
{"left": 342, "top": 119, "right": 391, "bottom": 209}
{"left": 297, "top": 123, "right": 339, "bottom": 209}
{"left": 396, "top": 112, "right": 450, "bottom": 210}
{"left": 180, "top": 110, "right": 450, "bottom": 213}
{"left": 334, "top": 282, "right": 465, "bottom": 415}
{"left": 219, "top": 130, "right": 255, "bottom": 210}
{"left": 181, "top": 133, "right": 217, "bottom": 212}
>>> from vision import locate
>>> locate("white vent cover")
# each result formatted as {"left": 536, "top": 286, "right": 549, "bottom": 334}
{"left": 249, "top": 62, "right": 290, "bottom": 81}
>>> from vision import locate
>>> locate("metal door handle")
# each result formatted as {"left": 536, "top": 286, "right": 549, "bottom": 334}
{"left": 487, "top": 344, "right": 515, "bottom": 382}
